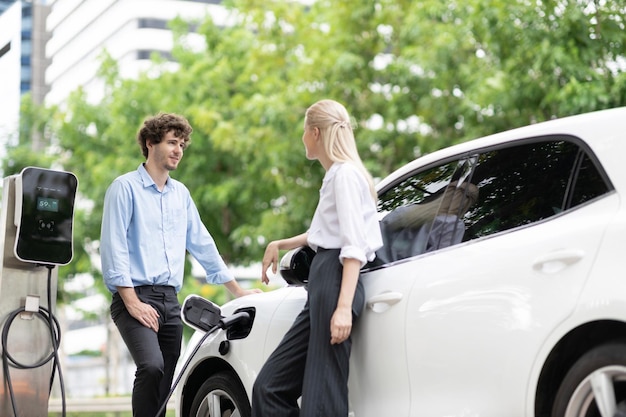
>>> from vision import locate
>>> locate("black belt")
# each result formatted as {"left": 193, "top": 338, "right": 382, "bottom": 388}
{"left": 134, "top": 285, "right": 176, "bottom": 295}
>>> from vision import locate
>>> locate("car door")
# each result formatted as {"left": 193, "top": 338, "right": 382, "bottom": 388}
{"left": 348, "top": 267, "right": 413, "bottom": 416}
{"left": 349, "top": 137, "right": 615, "bottom": 417}
{"left": 349, "top": 158, "right": 472, "bottom": 417}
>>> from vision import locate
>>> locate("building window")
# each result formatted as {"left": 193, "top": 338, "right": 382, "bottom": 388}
{"left": 188, "top": 0, "right": 223, "bottom": 4}
{"left": 21, "top": 65, "right": 31, "bottom": 80}
{"left": 137, "top": 50, "right": 173, "bottom": 61}
{"left": 21, "top": 39, "right": 31, "bottom": 54}
{"left": 21, "top": 3, "right": 31, "bottom": 18}
{"left": 137, "top": 17, "right": 201, "bottom": 33}
{"left": 138, "top": 18, "right": 168, "bottom": 30}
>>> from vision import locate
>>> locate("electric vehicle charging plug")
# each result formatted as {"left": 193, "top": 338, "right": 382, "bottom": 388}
{"left": 217, "top": 311, "right": 251, "bottom": 329}
{"left": 155, "top": 309, "right": 252, "bottom": 417}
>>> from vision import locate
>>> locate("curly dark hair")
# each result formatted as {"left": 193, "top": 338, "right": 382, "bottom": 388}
{"left": 137, "top": 112, "right": 193, "bottom": 158}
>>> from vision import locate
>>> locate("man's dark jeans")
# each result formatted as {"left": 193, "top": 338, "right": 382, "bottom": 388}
{"left": 111, "top": 285, "right": 182, "bottom": 417}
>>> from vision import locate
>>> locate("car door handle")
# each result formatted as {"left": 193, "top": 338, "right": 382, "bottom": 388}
{"left": 533, "top": 249, "right": 585, "bottom": 274}
{"left": 367, "top": 292, "right": 403, "bottom": 313}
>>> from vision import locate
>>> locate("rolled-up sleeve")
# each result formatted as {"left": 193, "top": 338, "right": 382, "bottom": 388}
{"left": 307, "top": 163, "right": 383, "bottom": 268}
{"left": 334, "top": 167, "right": 378, "bottom": 267}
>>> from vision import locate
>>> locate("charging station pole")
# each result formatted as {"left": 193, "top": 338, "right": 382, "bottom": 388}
{"left": 0, "top": 174, "right": 57, "bottom": 416}
{"left": 0, "top": 167, "right": 77, "bottom": 416}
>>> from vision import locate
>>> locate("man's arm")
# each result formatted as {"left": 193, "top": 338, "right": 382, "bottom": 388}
{"left": 223, "top": 280, "right": 262, "bottom": 298}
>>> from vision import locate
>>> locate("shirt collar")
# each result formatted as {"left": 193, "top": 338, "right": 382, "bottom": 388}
{"left": 323, "top": 162, "right": 341, "bottom": 183}
{"left": 137, "top": 163, "right": 174, "bottom": 191}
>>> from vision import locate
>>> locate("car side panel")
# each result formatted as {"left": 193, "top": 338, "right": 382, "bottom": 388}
{"left": 402, "top": 195, "right": 616, "bottom": 416}
{"left": 350, "top": 268, "right": 413, "bottom": 417}
{"left": 226, "top": 286, "right": 307, "bottom": 398}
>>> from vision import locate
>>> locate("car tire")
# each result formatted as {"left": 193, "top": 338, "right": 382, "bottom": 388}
{"left": 189, "top": 371, "right": 251, "bottom": 417}
{"left": 551, "top": 342, "right": 626, "bottom": 417}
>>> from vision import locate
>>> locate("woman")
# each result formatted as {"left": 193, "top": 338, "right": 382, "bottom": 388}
{"left": 252, "top": 99, "right": 383, "bottom": 417}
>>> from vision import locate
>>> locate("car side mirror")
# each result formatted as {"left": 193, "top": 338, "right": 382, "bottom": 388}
{"left": 279, "top": 246, "right": 316, "bottom": 286}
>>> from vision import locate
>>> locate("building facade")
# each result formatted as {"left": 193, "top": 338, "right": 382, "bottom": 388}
{"left": 1, "top": 0, "right": 227, "bottom": 162}
{"left": 0, "top": 2, "right": 22, "bottom": 151}
{"left": 0, "top": 0, "right": 50, "bottom": 148}
{"left": 45, "top": 0, "right": 227, "bottom": 105}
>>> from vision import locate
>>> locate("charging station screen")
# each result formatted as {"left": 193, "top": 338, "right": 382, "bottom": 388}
{"left": 14, "top": 167, "right": 78, "bottom": 265}
{"left": 37, "top": 197, "right": 59, "bottom": 212}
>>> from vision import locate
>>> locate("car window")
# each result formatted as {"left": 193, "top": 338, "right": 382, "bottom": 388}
{"left": 371, "top": 136, "right": 611, "bottom": 267}
{"left": 567, "top": 149, "right": 610, "bottom": 207}
{"left": 375, "top": 159, "right": 473, "bottom": 264}
{"left": 464, "top": 138, "right": 609, "bottom": 240}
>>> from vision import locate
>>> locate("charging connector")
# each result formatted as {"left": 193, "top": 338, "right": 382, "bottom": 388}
{"left": 218, "top": 311, "right": 251, "bottom": 329}
{"left": 155, "top": 305, "right": 254, "bottom": 417}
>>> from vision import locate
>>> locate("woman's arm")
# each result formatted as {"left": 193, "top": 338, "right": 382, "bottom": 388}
{"left": 261, "top": 232, "right": 309, "bottom": 284}
{"left": 330, "top": 257, "right": 361, "bottom": 345}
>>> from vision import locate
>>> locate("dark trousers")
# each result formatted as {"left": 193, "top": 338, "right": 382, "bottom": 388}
{"left": 111, "top": 285, "right": 183, "bottom": 417}
{"left": 251, "top": 248, "right": 365, "bottom": 417}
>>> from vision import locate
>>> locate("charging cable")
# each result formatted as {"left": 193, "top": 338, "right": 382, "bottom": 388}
{"left": 1, "top": 265, "right": 66, "bottom": 417}
{"left": 154, "top": 311, "right": 251, "bottom": 417}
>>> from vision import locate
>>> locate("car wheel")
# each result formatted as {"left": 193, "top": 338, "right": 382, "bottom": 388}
{"left": 189, "top": 371, "right": 251, "bottom": 417}
{"left": 552, "top": 342, "right": 626, "bottom": 417}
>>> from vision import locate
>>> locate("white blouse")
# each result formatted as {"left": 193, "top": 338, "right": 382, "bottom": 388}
{"left": 307, "top": 162, "right": 383, "bottom": 267}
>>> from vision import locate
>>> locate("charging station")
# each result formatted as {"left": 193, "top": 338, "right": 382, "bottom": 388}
{"left": 0, "top": 167, "right": 78, "bottom": 417}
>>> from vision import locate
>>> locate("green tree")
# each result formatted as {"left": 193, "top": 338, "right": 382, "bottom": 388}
{"left": 3, "top": 0, "right": 626, "bottom": 298}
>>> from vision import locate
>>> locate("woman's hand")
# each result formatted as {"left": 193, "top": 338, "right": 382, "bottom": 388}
{"left": 330, "top": 305, "right": 352, "bottom": 345}
{"left": 261, "top": 240, "right": 281, "bottom": 285}
{"left": 330, "top": 257, "right": 361, "bottom": 344}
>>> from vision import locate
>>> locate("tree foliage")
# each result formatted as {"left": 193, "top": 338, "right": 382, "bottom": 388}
{"left": 2, "top": 0, "right": 625, "bottom": 299}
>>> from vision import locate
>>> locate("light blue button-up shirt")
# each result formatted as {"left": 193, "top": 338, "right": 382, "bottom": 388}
{"left": 100, "top": 164, "right": 234, "bottom": 293}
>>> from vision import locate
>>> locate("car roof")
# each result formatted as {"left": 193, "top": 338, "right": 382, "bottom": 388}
{"left": 376, "top": 106, "right": 626, "bottom": 192}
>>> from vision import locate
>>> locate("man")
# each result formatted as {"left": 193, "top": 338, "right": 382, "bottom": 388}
{"left": 100, "top": 112, "right": 259, "bottom": 417}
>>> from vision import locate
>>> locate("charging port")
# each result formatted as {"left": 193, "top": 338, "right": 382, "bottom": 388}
{"left": 226, "top": 307, "right": 256, "bottom": 340}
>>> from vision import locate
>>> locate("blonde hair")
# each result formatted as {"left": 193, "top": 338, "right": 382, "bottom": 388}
{"left": 305, "top": 99, "right": 377, "bottom": 200}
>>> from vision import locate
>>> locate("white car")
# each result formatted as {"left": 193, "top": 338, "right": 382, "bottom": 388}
{"left": 174, "top": 107, "right": 626, "bottom": 417}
